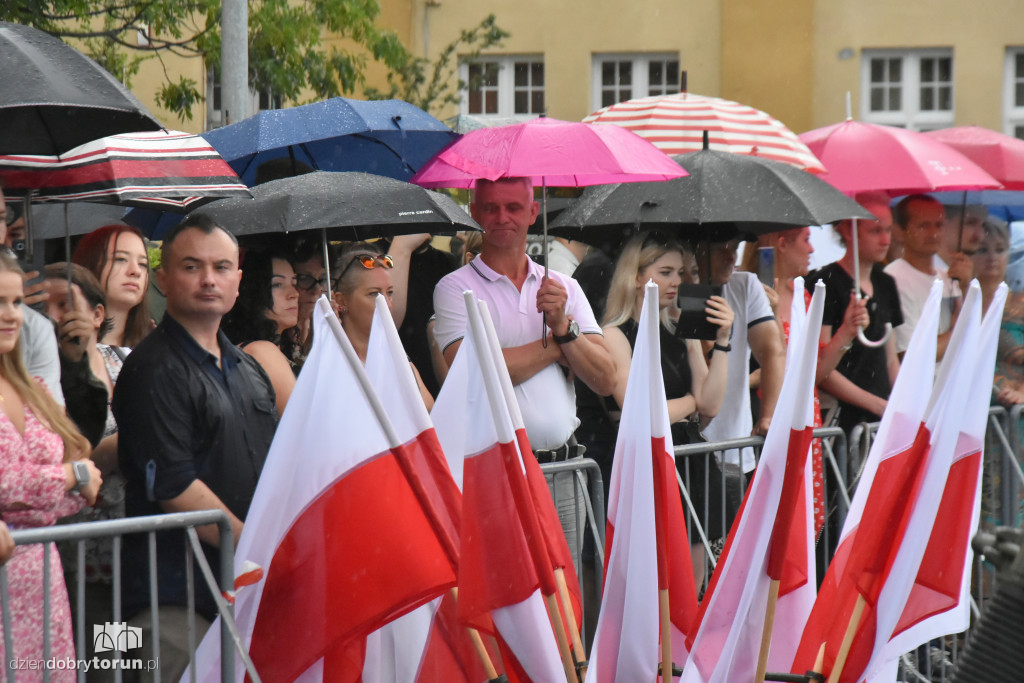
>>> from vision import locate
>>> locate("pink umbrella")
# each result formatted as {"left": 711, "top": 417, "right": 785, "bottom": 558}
{"left": 411, "top": 116, "right": 687, "bottom": 340}
{"left": 799, "top": 119, "right": 1001, "bottom": 347}
{"left": 925, "top": 126, "right": 1024, "bottom": 190}
{"left": 799, "top": 120, "right": 1000, "bottom": 197}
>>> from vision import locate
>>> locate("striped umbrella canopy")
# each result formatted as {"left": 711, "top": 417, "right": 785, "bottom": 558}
{"left": 583, "top": 91, "right": 826, "bottom": 173}
{"left": 0, "top": 129, "right": 251, "bottom": 210}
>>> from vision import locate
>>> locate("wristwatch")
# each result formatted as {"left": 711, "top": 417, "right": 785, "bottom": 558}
{"left": 72, "top": 461, "right": 91, "bottom": 491}
{"left": 553, "top": 319, "right": 580, "bottom": 344}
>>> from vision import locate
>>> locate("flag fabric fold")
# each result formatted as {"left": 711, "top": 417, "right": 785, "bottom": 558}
{"left": 187, "top": 297, "right": 457, "bottom": 682}
{"left": 680, "top": 278, "right": 824, "bottom": 683}
{"left": 586, "top": 280, "right": 699, "bottom": 682}
{"left": 431, "top": 290, "right": 566, "bottom": 683}
{"left": 790, "top": 279, "right": 984, "bottom": 683}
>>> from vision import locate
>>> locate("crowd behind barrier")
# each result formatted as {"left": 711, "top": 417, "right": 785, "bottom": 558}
{"left": 2, "top": 414, "right": 1023, "bottom": 682}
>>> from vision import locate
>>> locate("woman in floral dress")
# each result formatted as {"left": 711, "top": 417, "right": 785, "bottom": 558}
{"left": 0, "top": 251, "right": 100, "bottom": 681}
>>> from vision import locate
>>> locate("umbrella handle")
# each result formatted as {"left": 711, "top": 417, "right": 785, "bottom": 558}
{"left": 857, "top": 322, "right": 891, "bottom": 348}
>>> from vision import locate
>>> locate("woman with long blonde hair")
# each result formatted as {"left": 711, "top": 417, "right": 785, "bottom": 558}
{"left": 0, "top": 250, "right": 100, "bottom": 678}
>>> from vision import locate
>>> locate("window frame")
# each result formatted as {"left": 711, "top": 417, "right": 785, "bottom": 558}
{"left": 590, "top": 53, "right": 681, "bottom": 111}
{"left": 1004, "top": 47, "right": 1024, "bottom": 139}
{"left": 860, "top": 48, "right": 954, "bottom": 131}
{"left": 459, "top": 55, "right": 545, "bottom": 119}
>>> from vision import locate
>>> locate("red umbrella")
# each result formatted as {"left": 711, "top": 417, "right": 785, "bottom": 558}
{"left": 798, "top": 120, "right": 1000, "bottom": 197}
{"left": 924, "top": 126, "right": 1024, "bottom": 190}
{"left": 583, "top": 91, "right": 826, "bottom": 173}
{"left": 0, "top": 129, "right": 251, "bottom": 209}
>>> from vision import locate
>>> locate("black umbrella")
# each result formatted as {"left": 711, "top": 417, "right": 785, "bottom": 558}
{"left": 550, "top": 136, "right": 874, "bottom": 244}
{"left": 0, "top": 22, "right": 163, "bottom": 155}
{"left": 189, "top": 171, "right": 480, "bottom": 240}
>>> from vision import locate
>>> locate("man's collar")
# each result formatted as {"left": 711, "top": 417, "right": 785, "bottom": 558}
{"left": 471, "top": 253, "right": 540, "bottom": 283}
{"left": 162, "top": 313, "right": 241, "bottom": 367}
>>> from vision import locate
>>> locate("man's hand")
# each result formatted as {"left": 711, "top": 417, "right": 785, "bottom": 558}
{"left": 537, "top": 276, "right": 569, "bottom": 334}
{"left": 22, "top": 271, "right": 49, "bottom": 308}
{"left": 0, "top": 521, "right": 14, "bottom": 566}
{"left": 946, "top": 252, "right": 974, "bottom": 288}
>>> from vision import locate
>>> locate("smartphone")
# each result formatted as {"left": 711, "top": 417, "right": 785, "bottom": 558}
{"left": 10, "top": 197, "right": 47, "bottom": 312}
{"left": 675, "top": 283, "right": 724, "bottom": 341}
{"left": 757, "top": 246, "right": 775, "bottom": 288}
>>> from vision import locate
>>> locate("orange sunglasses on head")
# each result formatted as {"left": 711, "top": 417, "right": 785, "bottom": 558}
{"left": 334, "top": 253, "right": 394, "bottom": 287}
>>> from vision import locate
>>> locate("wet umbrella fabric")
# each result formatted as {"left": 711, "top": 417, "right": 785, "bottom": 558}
{"left": 549, "top": 147, "right": 874, "bottom": 244}
{"left": 201, "top": 97, "right": 459, "bottom": 185}
{"left": 0, "top": 130, "right": 251, "bottom": 209}
{"left": 0, "top": 22, "right": 163, "bottom": 156}
{"left": 925, "top": 126, "right": 1024, "bottom": 191}
{"left": 188, "top": 171, "right": 480, "bottom": 240}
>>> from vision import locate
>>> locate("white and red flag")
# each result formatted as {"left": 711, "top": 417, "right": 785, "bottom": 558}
{"left": 431, "top": 290, "right": 567, "bottom": 683}
{"left": 585, "top": 281, "right": 699, "bottom": 682}
{"left": 865, "top": 282, "right": 1006, "bottom": 681}
{"left": 790, "top": 280, "right": 980, "bottom": 683}
{"left": 188, "top": 296, "right": 458, "bottom": 682}
{"left": 679, "top": 278, "right": 824, "bottom": 683}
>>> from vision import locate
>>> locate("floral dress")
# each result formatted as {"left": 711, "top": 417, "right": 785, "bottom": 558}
{"left": 0, "top": 393, "right": 84, "bottom": 681}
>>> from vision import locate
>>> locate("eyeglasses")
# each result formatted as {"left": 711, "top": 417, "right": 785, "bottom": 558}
{"left": 334, "top": 253, "right": 394, "bottom": 288}
{"left": 294, "top": 274, "right": 329, "bottom": 292}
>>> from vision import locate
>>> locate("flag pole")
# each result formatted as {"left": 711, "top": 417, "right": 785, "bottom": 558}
{"left": 449, "top": 588, "right": 502, "bottom": 680}
{"left": 827, "top": 595, "right": 866, "bottom": 683}
{"left": 479, "top": 300, "right": 589, "bottom": 676}
{"left": 754, "top": 579, "right": 781, "bottom": 683}
{"left": 463, "top": 291, "right": 578, "bottom": 683}
{"left": 316, "top": 297, "right": 459, "bottom": 570}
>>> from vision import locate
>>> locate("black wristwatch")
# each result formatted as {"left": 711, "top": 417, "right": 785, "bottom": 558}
{"left": 553, "top": 319, "right": 580, "bottom": 344}
{"left": 72, "top": 461, "right": 91, "bottom": 491}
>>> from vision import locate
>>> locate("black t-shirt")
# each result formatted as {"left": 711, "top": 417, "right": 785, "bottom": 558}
{"left": 113, "top": 314, "right": 278, "bottom": 619}
{"left": 807, "top": 263, "right": 903, "bottom": 431}
{"left": 397, "top": 245, "right": 456, "bottom": 397}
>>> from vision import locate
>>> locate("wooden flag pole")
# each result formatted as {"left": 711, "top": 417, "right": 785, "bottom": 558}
{"left": 754, "top": 578, "right": 781, "bottom": 683}
{"left": 659, "top": 589, "right": 673, "bottom": 683}
{"left": 827, "top": 595, "right": 866, "bottom": 683}
{"left": 546, "top": 592, "right": 583, "bottom": 682}
{"left": 555, "top": 567, "right": 588, "bottom": 677}
{"left": 449, "top": 588, "right": 501, "bottom": 680}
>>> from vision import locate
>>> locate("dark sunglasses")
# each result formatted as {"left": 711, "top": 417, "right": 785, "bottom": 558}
{"left": 294, "top": 273, "right": 329, "bottom": 292}
{"left": 334, "top": 253, "right": 394, "bottom": 288}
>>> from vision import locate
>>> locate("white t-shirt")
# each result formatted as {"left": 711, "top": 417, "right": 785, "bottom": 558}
{"left": 433, "top": 256, "right": 602, "bottom": 450}
{"left": 702, "top": 271, "right": 776, "bottom": 472}
{"left": 884, "top": 259, "right": 958, "bottom": 354}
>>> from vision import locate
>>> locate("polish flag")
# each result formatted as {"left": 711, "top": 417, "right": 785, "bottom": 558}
{"left": 431, "top": 290, "right": 566, "bottom": 683}
{"left": 790, "top": 280, "right": 962, "bottom": 683}
{"left": 866, "top": 283, "right": 1006, "bottom": 680}
{"left": 586, "top": 281, "right": 699, "bottom": 682}
{"left": 680, "top": 278, "right": 824, "bottom": 682}
{"left": 187, "top": 297, "right": 458, "bottom": 682}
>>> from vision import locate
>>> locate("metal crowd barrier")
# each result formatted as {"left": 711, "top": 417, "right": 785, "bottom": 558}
{"left": 0, "top": 510, "right": 254, "bottom": 683}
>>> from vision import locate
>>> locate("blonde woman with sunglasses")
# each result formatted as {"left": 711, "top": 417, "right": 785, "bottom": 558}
{"left": 333, "top": 245, "right": 435, "bottom": 409}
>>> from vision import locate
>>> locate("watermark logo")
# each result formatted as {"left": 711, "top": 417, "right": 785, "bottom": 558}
{"left": 93, "top": 623, "right": 143, "bottom": 653}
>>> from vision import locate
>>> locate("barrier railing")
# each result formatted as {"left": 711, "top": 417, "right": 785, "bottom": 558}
{"left": 1, "top": 510, "right": 255, "bottom": 683}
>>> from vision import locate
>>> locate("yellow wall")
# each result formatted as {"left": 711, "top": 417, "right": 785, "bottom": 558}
{"left": 404, "top": 0, "right": 722, "bottom": 122}
{"left": 811, "top": 0, "right": 1024, "bottom": 132}
{"left": 720, "top": 0, "right": 815, "bottom": 135}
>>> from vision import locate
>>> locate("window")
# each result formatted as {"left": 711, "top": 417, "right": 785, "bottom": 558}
{"left": 206, "top": 68, "right": 281, "bottom": 129}
{"left": 591, "top": 54, "right": 680, "bottom": 110}
{"left": 861, "top": 49, "right": 954, "bottom": 131}
{"left": 1005, "top": 48, "right": 1024, "bottom": 139}
{"left": 461, "top": 56, "right": 544, "bottom": 118}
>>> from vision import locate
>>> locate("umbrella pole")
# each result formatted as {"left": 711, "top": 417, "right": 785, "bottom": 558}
{"left": 957, "top": 190, "right": 968, "bottom": 252}
{"left": 321, "top": 228, "right": 333, "bottom": 301}
{"left": 850, "top": 218, "right": 891, "bottom": 348}
{"left": 541, "top": 177, "right": 550, "bottom": 348}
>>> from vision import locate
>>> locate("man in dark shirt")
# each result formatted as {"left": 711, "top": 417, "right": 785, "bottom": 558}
{"left": 113, "top": 215, "right": 277, "bottom": 680}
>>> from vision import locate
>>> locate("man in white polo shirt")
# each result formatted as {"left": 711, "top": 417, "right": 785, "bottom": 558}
{"left": 433, "top": 177, "right": 615, "bottom": 560}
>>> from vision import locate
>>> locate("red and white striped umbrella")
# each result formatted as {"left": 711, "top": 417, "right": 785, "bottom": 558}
{"left": 0, "top": 129, "right": 251, "bottom": 210}
{"left": 583, "top": 92, "right": 826, "bottom": 173}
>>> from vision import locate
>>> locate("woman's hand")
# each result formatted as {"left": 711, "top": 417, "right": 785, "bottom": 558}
{"left": 64, "top": 459, "right": 103, "bottom": 507}
{"left": 837, "top": 293, "right": 870, "bottom": 344}
{"left": 705, "top": 295, "right": 734, "bottom": 345}
{"left": 56, "top": 310, "right": 95, "bottom": 362}
{"left": 763, "top": 281, "right": 780, "bottom": 315}
{"left": 996, "top": 386, "right": 1024, "bottom": 406}
{"left": 0, "top": 521, "right": 14, "bottom": 565}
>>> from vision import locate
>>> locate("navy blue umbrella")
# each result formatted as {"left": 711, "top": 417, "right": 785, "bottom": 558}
{"left": 201, "top": 97, "right": 459, "bottom": 186}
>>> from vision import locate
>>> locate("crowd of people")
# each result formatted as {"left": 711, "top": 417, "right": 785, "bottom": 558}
{"left": 0, "top": 175, "right": 1021, "bottom": 680}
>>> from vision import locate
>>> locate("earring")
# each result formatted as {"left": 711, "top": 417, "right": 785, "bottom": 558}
{"left": 341, "top": 306, "right": 348, "bottom": 314}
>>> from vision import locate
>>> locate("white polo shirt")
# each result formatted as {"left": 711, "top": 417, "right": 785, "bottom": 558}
{"left": 433, "top": 257, "right": 601, "bottom": 450}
